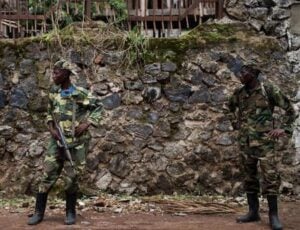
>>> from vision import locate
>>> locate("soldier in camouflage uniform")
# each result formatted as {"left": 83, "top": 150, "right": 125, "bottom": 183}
{"left": 28, "top": 59, "right": 103, "bottom": 225}
{"left": 228, "top": 65, "right": 295, "bottom": 230}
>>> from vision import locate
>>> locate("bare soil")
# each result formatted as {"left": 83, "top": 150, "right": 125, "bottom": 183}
{"left": 0, "top": 201, "right": 298, "bottom": 230}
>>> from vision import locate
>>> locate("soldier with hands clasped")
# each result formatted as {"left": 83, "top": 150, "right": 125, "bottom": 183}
{"left": 228, "top": 65, "right": 295, "bottom": 230}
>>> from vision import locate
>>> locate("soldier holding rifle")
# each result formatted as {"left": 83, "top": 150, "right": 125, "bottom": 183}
{"left": 28, "top": 59, "right": 103, "bottom": 225}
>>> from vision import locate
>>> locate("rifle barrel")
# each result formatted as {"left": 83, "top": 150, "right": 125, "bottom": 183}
{"left": 51, "top": 113, "right": 75, "bottom": 167}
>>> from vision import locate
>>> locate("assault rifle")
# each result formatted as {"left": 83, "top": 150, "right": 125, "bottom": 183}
{"left": 51, "top": 113, "right": 75, "bottom": 168}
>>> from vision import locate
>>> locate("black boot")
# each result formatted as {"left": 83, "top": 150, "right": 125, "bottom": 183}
{"left": 267, "top": 195, "right": 283, "bottom": 230}
{"left": 236, "top": 193, "right": 261, "bottom": 223}
{"left": 65, "top": 192, "right": 77, "bottom": 225}
{"left": 28, "top": 193, "right": 48, "bottom": 225}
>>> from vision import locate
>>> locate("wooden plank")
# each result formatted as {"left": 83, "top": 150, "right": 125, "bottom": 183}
{"left": 0, "top": 15, "right": 45, "bottom": 20}
{"left": 128, "top": 15, "right": 180, "bottom": 22}
{"left": 1, "top": 20, "right": 18, "bottom": 28}
{"left": 130, "top": 8, "right": 187, "bottom": 16}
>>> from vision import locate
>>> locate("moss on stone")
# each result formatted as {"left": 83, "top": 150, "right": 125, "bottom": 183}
{"left": 0, "top": 22, "right": 282, "bottom": 68}
{"left": 144, "top": 23, "right": 265, "bottom": 64}
{"left": 182, "top": 23, "right": 238, "bottom": 43}
{"left": 145, "top": 38, "right": 193, "bottom": 64}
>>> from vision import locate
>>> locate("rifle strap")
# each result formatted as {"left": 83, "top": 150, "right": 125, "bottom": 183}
{"left": 237, "top": 87, "right": 243, "bottom": 128}
{"left": 260, "top": 82, "right": 268, "bottom": 101}
{"left": 260, "top": 82, "right": 275, "bottom": 128}
{"left": 71, "top": 99, "right": 76, "bottom": 143}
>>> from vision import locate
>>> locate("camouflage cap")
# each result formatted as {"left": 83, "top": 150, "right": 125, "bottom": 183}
{"left": 241, "top": 58, "right": 265, "bottom": 70}
{"left": 241, "top": 63, "right": 261, "bottom": 77}
{"left": 232, "top": 58, "right": 262, "bottom": 77}
{"left": 54, "top": 59, "right": 81, "bottom": 76}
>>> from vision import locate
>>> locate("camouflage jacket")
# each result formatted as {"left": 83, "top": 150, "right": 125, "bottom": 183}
{"left": 46, "top": 84, "right": 103, "bottom": 145}
{"left": 228, "top": 81, "right": 295, "bottom": 147}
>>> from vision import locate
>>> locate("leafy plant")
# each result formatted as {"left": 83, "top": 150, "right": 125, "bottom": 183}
{"left": 15, "top": 0, "right": 129, "bottom": 39}
{"left": 108, "top": 0, "right": 128, "bottom": 25}
{"left": 28, "top": 0, "right": 53, "bottom": 14}
{"left": 124, "top": 27, "right": 149, "bottom": 66}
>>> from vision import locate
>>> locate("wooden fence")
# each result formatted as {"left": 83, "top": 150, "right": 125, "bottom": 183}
{"left": 126, "top": 0, "right": 223, "bottom": 37}
{"left": 0, "top": 0, "right": 224, "bottom": 38}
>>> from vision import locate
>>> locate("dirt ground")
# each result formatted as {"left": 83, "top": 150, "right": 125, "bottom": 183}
{"left": 0, "top": 200, "right": 299, "bottom": 230}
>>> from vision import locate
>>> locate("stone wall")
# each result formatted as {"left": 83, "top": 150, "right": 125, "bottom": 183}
{"left": 225, "top": 0, "right": 298, "bottom": 46}
{"left": 0, "top": 23, "right": 298, "bottom": 197}
{"left": 224, "top": 0, "right": 300, "bottom": 72}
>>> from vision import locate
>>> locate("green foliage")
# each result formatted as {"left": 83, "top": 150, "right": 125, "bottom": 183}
{"left": 108, "top": 0, "right": 128, "bottom": 24}
{"left": 22, "top": 1, "right": 128, "bottom": 32}
{"left": 124, "top": 27, "right": 148, "bottom": 66}
{"left": 28, "top": 0, "right": 53, "bottom": 14}
{"left": 28, "top": 0, "right": 84, "bottom": 29}
{"left": 0, "top": 197, "right": 31, "bottom": 208}
{"left": 182, "top": 23, "right": 236, "bottom": 43}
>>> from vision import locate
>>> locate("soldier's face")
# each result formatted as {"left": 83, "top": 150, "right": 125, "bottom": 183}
{"left": 239, "top": 68, "right": 254, "bottom": 85}
{"left": 52, "top": 68, "right": 70, "bottom": 85}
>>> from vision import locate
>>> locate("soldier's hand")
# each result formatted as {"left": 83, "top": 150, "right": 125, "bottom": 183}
{"left": 232, "top": 121, "right": 240, "bottom": 130}
{"left": 267, "top": 129, "right": 286, "bottom": 138}
{"left": 49, "top": 128, "right": 61, "bottom": 140}
{"left": 75, "top": 122, "right": 90, "bottom": 137}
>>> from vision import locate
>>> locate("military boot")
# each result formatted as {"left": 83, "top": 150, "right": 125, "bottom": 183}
{"left": 65, "top": 192, "right": 77, "bottom": 225}
{"left": 267, "top": 195, "right": 283, "bottom": 230}
{"left": 28, "top": 193, "right": 48, "bottom": 225}
{"left": 236, "top": 193, "right": 261, "bottom": 223}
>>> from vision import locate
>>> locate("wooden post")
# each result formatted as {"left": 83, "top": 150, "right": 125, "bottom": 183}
{"left": 145, "top": 0, "right": 148, "bottom": 35}
{"left": 199, "top": 0, "right": 203, "bottom": 24}
{"left": 43, "top": 0, "right": 46, "bottom": 34}
{"left": 135, "top": 0, "right": 138, "bottom": 29}
{"left": 139, "top": 0, "right": 145, "bottom": 31}
{"left": 17, "top": 0, "right": 20, "bottom": 35}
{"left": 216, "top": 0, "right": 223, "bottom": 19}
{"left": 184, "top": 0, "right": 189, "bottom": 29}
{"left": 153, "top": 0, "right": 157, "bottom": 37}
{"left": 127, "top": 0, "right": 132, "bottom": 30}
{"left": 85, "top": 0, "right": 92, "bottom": 19}
{"left": 34, "top": 4, "right": 37, "bottom": 36}
{"left": 179, "top": 0, "right": 182, "bottom": 35}
{"left": 66, "top": 0, "right": 70, "bottom": 15}
{"left": 75, "top": 0, "right": 78, "bottom": 14}
{"left": 161, "top": 0, "right": 165, "bottom": 36}
{"left": 168, "top": 0, "right": 173, "bottom": 37}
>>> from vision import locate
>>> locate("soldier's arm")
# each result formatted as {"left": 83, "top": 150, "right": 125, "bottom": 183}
{"left": 46, "top": 92, "right": 54, "bottom": 126}
{"left": 225, "top": 90, "right": 240, "bottom": 130}
{"left": 45, "top": 91, "right": 60, "bottom": 140}
{"left": 267, "top": 83, "right": 296, "bottom": 134}
{"left": 83, "top": 91, "right": 103, "bottom": 127}
{"left": 228, "top": 92, "right": 238, "bottom": 114}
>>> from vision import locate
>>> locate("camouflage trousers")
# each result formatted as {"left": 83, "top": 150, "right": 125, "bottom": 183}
{"left": 240, "top": 143, "right": 280, "bottom": 195}
{"left": 38, "top": 138, "right": 89, "bottom": 194}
